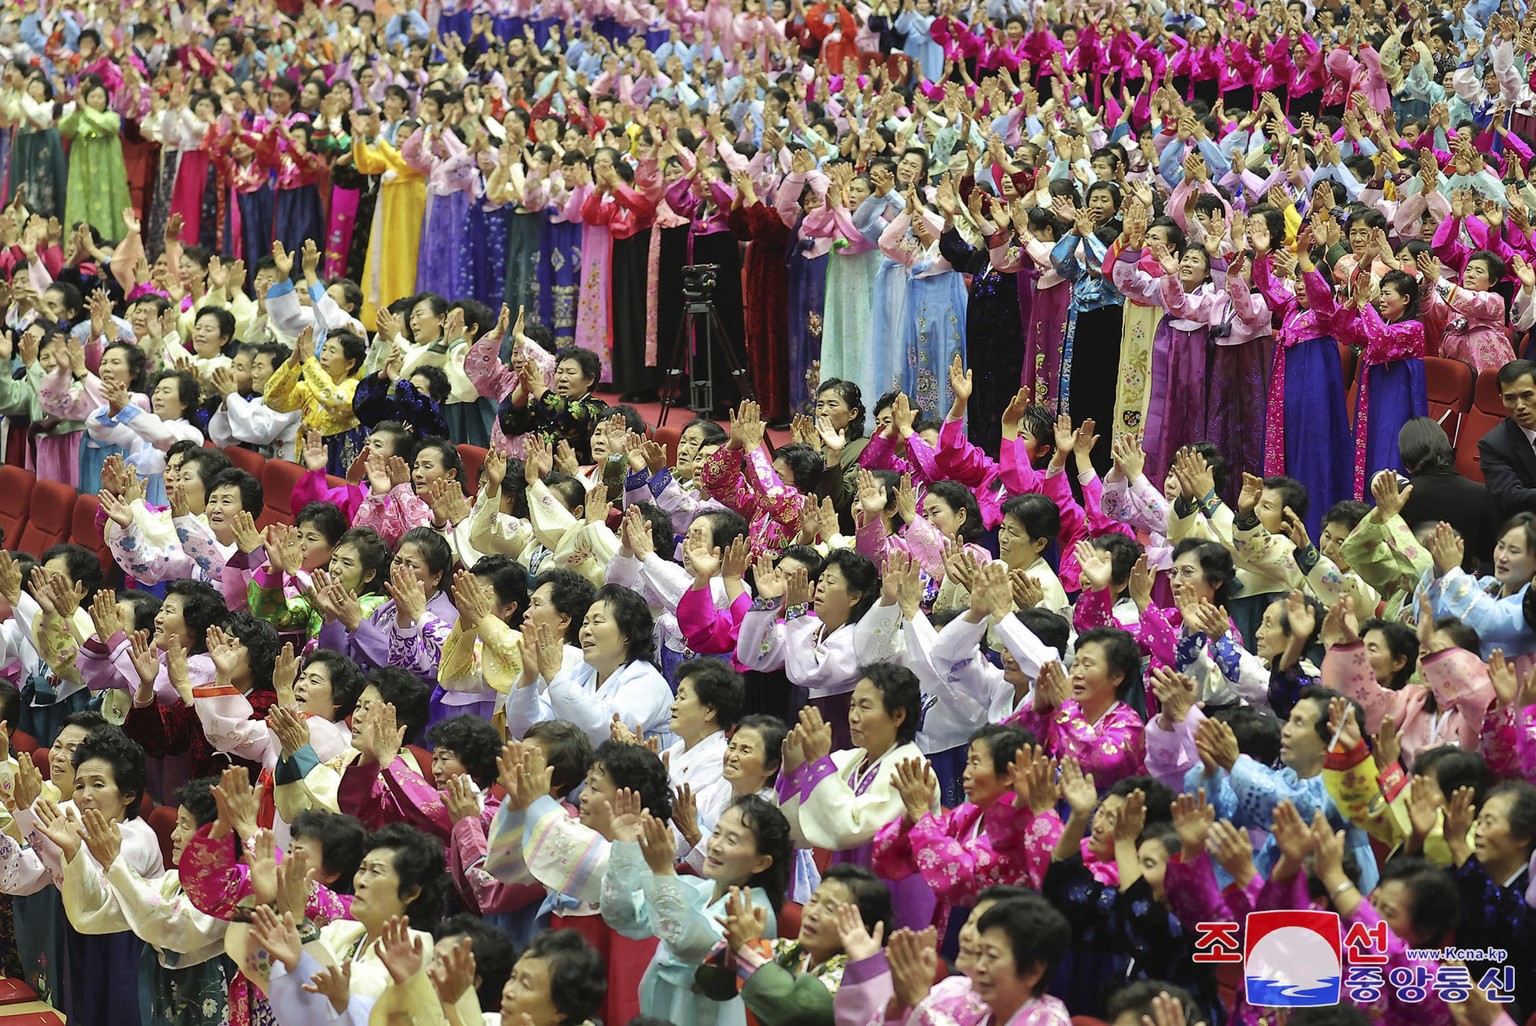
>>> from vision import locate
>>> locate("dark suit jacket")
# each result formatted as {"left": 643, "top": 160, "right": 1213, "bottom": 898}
{"left": 1401, "top": 469, "right": 1496, "bottom": 569}
{"left": 1478, "top": 418, "right": 1536, "bottom": 516}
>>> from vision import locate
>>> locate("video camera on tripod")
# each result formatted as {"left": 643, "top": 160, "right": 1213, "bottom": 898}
{"left": 681, "top": 263, "right": 719, "bottom": 307}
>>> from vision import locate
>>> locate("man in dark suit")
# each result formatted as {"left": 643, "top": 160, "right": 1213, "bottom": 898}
{"left": 1479, "top": 359, "right": 1536, "bottom": 515}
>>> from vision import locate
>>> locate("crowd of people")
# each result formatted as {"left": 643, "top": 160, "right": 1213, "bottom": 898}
{"left": 0, "top": 0, "right": 1534, "bottom": 1025}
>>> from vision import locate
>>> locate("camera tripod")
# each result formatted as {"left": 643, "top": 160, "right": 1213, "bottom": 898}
{"left": 657, "top": 295, "right": 756, "bottom": 427}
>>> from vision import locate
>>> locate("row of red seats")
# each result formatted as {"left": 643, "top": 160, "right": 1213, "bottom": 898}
{"left": 1338, "top": 350, "right": 1501, "bottom": 482}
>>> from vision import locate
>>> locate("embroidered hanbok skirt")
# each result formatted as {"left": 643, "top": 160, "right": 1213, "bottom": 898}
{"left": 819, "top": 247, "right": 880, "bottom": 398}
{"left": 1208, "top": 336, "right": 1275, "bottom": 508}
{"left": 9, "top": 127, "right": 67, "bottom": 219}
{"left": 273, "top": 182, "right": 324, "bottom": 262}
{"left": 900, "top": 270, "right": 968, "bottom": 418}
{"left": 416, "top": 189, "right": 471, "bottom": 298}
{"left": 1143, "top": 320, "right": 1209, "bottom": 481}
{"left": 786, "top": 249, "right": 828, "bottom": 413}
{"left": 235, "top": 184, "right": 275, "bottom": 265}
{"left": 538, "top": 218, "right": 582, "bottom": 345}
{"left": 1113, "top": 301, "right": 1161, "bottom": 432}
{"left": 502, "top": 208, "right": 541, "bottom": 318}
{"left": 862, "top": 256, "right": 910, "bottom": 417}
{"left": 1359, "top": 358, "right": 1428, "bottom": 496}
{"left": 1274, "top": 336, "right": 1353, "bottom": 538}
{"left": 963, "top": 265, "right": 1022, "bottom": 456}
{"left": 466, "top": 198, "right": 510, "bottom": 312}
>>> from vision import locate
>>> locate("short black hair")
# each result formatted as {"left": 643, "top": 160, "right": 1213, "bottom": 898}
{"left": 553, "top": 345, "right": 601, "bottom": 384}
{"left": 470, "top": 554, "right": 529, "bottom": 625}
{"left": 1011, "top": 607, "right": 1071, "bottom": 656}
{"left": 676, "top": 658, "right": 745, "bottom": 733}
{"left": 976, "top": 894, "right": 1073, "bottom": 996}
{"left": 820, "top": 863, "right": 892, "bottom": 937}
{"left": 369, "top": 421, "right": 418, "bottom": 462}
{"left": 40, "top": 543, "right": 103, "bottom": 599}
{"left": 414, "top": 436, "right": 463, "bottom": 481}
{"left": 335, "top": 527, "right": 391, "bottom": 595}
{"left": 174, "top": 776, "right": 219, "bottom": 827}
{"left": 1298, "top": 685, "right": 1365, "bottom": 746}
{"left": 694, "top": 508, "right": 749, "bottom": 550}
{"left": 426, "top": 715, "right": 503, "bottom": 788}
{"left": 773, "top": 441, "right": 824, "bottom": 486}
{"left": 859, "top": 662, "right": 923, "bottom": 744}
{"left": 591, "top": 583, "right": 656, "bottom": 666}
{"left": 290, "top": 810, "right": 368, "bottom": 893}
{"left": 1413, "top": 746, "right": 1489, "bottom": 810}
{"left": 119, "top": 590, "right": 162, "bottom": 632}
{"left": 1106, "top": 980, "right": 1201, "bottom": 1026}
{"left": 408, "top": 364, "right": 451, "bottom": 405}
{"left": 302, "top": 650, "right": 366, "bottom": 719}
{"left": 365, "top": 667, "right": 432, "bottom": 745}
{"left": 1000, "top": 493, "right": 1061, "bottom": 544}
{"left": 592, "top": 740, "right": 671, "bottom": 820}
{"left": 522, "top": 930, "right": 606, "bottom": 1023}
{"left": 219, "top": 611, "right": 281, "bottom": 689}
{"left": 532, "top": 569, "right": 597, "bottom": 645}
{"left": 524, "top": 720, "right": 593, "bottom": 797}
{"left": 166, "top": 580, "right": 227, "bottom": 654}
{"left": 819, "top": 548, "right": 881, "bottom": 622}
{"left": 366, "top": 823, "right": 447, "bottom": 924}
{"left": 208, "top": 468, "right": 264, "bottom": 515}
{"left": 733, "top": 714, "right": 788, "bottom": 777}
{"left": 1171, "top": 538, "right": 1236, "bottom": 607}
{"left": 397, "top": 526, "right": 453, "bottom": 589}
{"left": 1375, "top": 856, "right": 1460, "bottom": 946}
{"left": 1075, "top": 626, "right": 1143, "bottom": 702}
{"left": 1093, "top": 533, "right": 1144, "bottom": 587}
{"left": 923, "top": 480, "right": 984, "bottom": 543}
{"left": 1105, "top": 775, "right": 1176, "bottom": 825}
{"left": 1262, "top": 475, "right": 1310, "bottom": 522}
{"left": 969, "top": 723, "right": 1031, "bottom": 775}
{"left": 152, "top": 369, "right": 201, "bottom": 413}
{"left": 1209, "top": 704, "right": 1283, "bottom": 767}
{"left": 433, "top": 913, "right": 515, "bottom": 1012}
{"left": 296, "top": 502, "right": 348, "bottom": 546}
{"left": 195, "top": 305, "right": 236, "bottom": 343}
{"left": 1359, "top": 619, "right": 1419, "bottom": 690}
{"left": 72, "top": 726, "right": 147, "bottom": 820}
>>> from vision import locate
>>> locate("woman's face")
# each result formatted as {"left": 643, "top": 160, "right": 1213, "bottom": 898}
{"left": 962, "top": 739, "right": 1012, "bottom": 807}
{"left": 813, "top": 564, "right": 859, "bottom": 625}
{"left": 1087, "top": 187, "right": 1117, "bottom": 223}
{"left": 411, "top": 445, "right": 453, "bottom": 492}
{"left": 328, "top": 541, "right": 374, "bottom": 593}
{"left": 48, "top": 725, "right": 90, "bottom": 794}
{"left": 203, "top": 483, "right": 244, "bottom": 537}
{"left": 153, "top": 594, "right": 191, "bottom": 651}
{"left": 391, "top": 542, "right": 442, "bottom": 593}
{"left": 1377, "top": 282, "right": 1409, "bottom": 322}
{"left": 430, "top": 746, "right": 468, "bottom": 789}
{"left": 26, "top": 77, "right": 45, "bottom": 101}
{"left": 577, "top": 761, "right": 618, "bottom": 832}
{"left": 702, "top": 805, "right": 771, "bottom": 886}
{"left": 409, "top": 300, "right": 443, "bottom": 342}
{"left": 1254, "top": 600, "right": 1289, "bottom": 662}
{"left": 1362, "top": 628, "right": 1408, "bottom": 686}
{"left": 553, "top": 356, "right": 594, "bottom": 398}
{"left": 998, "top": 512, "right": 1043, "bottom": 570}
{"left": 151, "top": 377, "right": 186, "bottom": 419}
{"left": 723, "top": 726, "right": 775, "bottom": 790}
{"left": 501, "top": 953, "right": 562, "bottom": 1026}
{"left": 192, "top": 313, "right": 227, "bottom": 356}
{"left": 318, "top": 337, "right": 353, "bottom": 380}
{"left": 1089, "top": 794, "right": 1125, "bottom": 859}
{"left": 99, "top": 347, "right": 133, "bottom": 387}
{"left": 74, "top": 757, "right": 135, "bottom": 823}
{"left": 895, "top": 151, "right": 924, "bottom": 185}
{"left": 579, "top": 599, "right": 630, "bottom": 673}
{"left": 349, "top": 846, "right": 411, "bottom": 928}
{"left": 1177, "top": 248, "right": 1208, "bottom": 288}
{"left": 796, "top": 878, "right": 853, "bottom": 962}
{"left": 1136, "top": 839, "right": 1171, "bottom": 902}
{"left": 1492, "top": 526, "right": 1536, "bottom": 589}
{"left": 668, "top": 677, "right": 718, "bottom": 744}
{"left": 1170, "top": 552, "right": 1216, "bottom": 602}
{"left": 848, "top": 176, "right": 873, "bottom": 206}
{"left": 295, "top": 660, "right": 337, "bottom": 719}
{"left": 955, "top": 899, "right": 998, "bottom": 979}
{"left": 295, "top": 520, "right": 335, "bottom": 571}
{"left": 171, "top": 806, "right": 199, "bottom": 866}
{"left": 1463, "top": 258, "right": 1495, "bottom": 291}
{"left": 848, "top": 677, "right": 901, "bottom": 756}
{"left": 1370, "top": 879, "right": 1422, "bottom": 946}
{"left": 1068, "top": 640, "right": 1121, "bottom": 709}
{"left": 85, "top": 86, "right": 108, "bottom": 111}
{"left": 1473, "top": 792, "right": 1531, "bottom": 870}
{"left": 815, "top": 387, "right": 856, "bottom": 431}
{"left": 676, "top": 424, "right": 709, "bottom": 477}
{"left": 922, "top": 493, "right": 965, "bottom": 540}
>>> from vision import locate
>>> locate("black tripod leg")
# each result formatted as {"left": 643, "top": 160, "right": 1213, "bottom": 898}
{"left": 706, "top": 307, "right": 757, "bottom": 402}
{"left": 657, "top": 311, "right": 695, "bottom": 427}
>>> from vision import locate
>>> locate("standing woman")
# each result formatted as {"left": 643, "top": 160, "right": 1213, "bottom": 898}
{"left": 353, "top": 115, "right": 427, "bottom": 330}
{"left": 1334, "top": 263, "right": 1429, "bottom": 498}
{"left": 805, "top": 167, "right": 879, "bottom": 402}
{"left": 59, "top": 77, "right": 130, "bottom": 242}
{"left": 586, "top": 156, "right": 659, "bottom": 403}
{"left": 10, "top": 72, "right": 67, "bottom": 220}
{"left": 779, "top": 153, "right": 832, "bottom": 416}
{"left": 1051, "top": 185, "right": 1123, "bottom": 470}
{"left": 1206, "top": 250, "right": 1279, "bottom": 497}
{"left": 408, "top": 123, "right": 475, "bottom": 302}
{"left": 730, "top": 169, "right": 793, "bottom": 422}
{"left": 271, "top": 122, "right": 328, "bottom": 260}
{"left": 778, "top": 663, "right": 937, "bottom": 930}
{"left": 1016, "top": 202, "right": 1071, "bottom": 411}
{"left": 863, "top": 154, "right": 928, "bottom": 418}
{"left": 882, "top": 191, "right": 967, "bottom": 420}
{"left": 1142, "top": 241, "right": 1221, "bottom": 485}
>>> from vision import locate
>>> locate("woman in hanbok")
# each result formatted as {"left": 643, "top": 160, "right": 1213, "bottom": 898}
{"left": 8, "top": 72, "right": 67, "bottom": 219}
{"left": 210, "top": 128, "right": 278, "bottom": 268}
{"left": 586, "top": 157, "right": 658, "bottom": 402}
{"left": 263, "top": 326, "right": 367, "bottom": 477}
{"left": 1424, "top": 514, "right": 1536, "bottom": 662}
{"left": 466, "top": 143, "right": 511, "bottom": 311}
{"left": 1014, "top": 204, "right": 1071, "bottom": 411}
{"left": 730, "top": 170, "right": 794, "bottom": 421}
{"left": 39, "top": 340, "right": 149, "bottom": 497}
{"left": 1330, "top": 266, "right": 1427, "bottom": 497}
{"left": 142, "top": 91, "right": 213, "bottom": 253}
{"left": 86, "top": 370, "right": 205, "bottom": 507}
{"left": 602, "top": 792, "right": 792, "bottom": 1026}
{"left": 779, "top": 155, "right": 831, "bottom": 415}
{"left": 570, "top": 150, "right": 618, "bottom": 384}
{"left": 531, "top": 152, "right": 585, "bottom": 345}
{"left": 59, "top": 776, "right": 234, "bottom": 1026}
{"left": 1107, "top": 209, "right": 1179, "bottom": 436}
{"left": 881, "top": 196, "right": 967, "bottom": 420}
{"left": 408, "top": 123, "right": 475, "bottom": 300}
{"left": 1251, "top": 224, "right": 1354, "bottom": 538}
{"left": 778, "top": 663, "right": 936, "bottom": 930}
{"left": 805, "top": 169, "right": 879, "bottom": 399}
{"left": 1142, "top": 242, "right": 1220, "bottom": 487}
{"left": 1206, "top": 251, "right": 1278, "bottom": 499}
{"left": 862, "top": 160, "right": 924, "bottom": 418}
{"left": 1051, "top": 188, "right": 1124, "bottom": 470}
{"left": 271, "top": 122, "right": 327, "bottom": 261}
{"left": 0, "top": 726, "right": 165, "bottom": 1026}
{"left": 352, "top": 117, "right": 427, "bottom": 330}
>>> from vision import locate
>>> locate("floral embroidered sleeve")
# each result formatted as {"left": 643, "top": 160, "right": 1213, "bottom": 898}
{"left": 743, "top": 447, "right": 805, "bottom": 534}
{"left": 382, "top": 611, "right": 454, "bottom": 683}
{"left": 1010, "top": 700, "right": 1146, "bottom": 787}
{"left": 699, "top": 445, "right": 759, "bottom": 520}
{"left": 179, "top": 825, "right": 351, "bottom": 923}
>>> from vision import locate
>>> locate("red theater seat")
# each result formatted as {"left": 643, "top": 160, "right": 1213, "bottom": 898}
{"left": 16, "top": 480, "right": 76, "bottom": 557}
{"left": 0, "top": 466, "right": 33, "bottom": 547}
{"left": 457, "top": 444, "right": 488, "bottom": 496}
{"left": 1423, "top": 356, "right": 1474, "bottom": 444}
{"left": 259, "top": 459, "right": 307, "bottom": 529}
{"left": 222, "top": 445, "right": 268, "bottom": 480}
{"left": 67, "top": 495, "right": 115, "bottom": 580}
